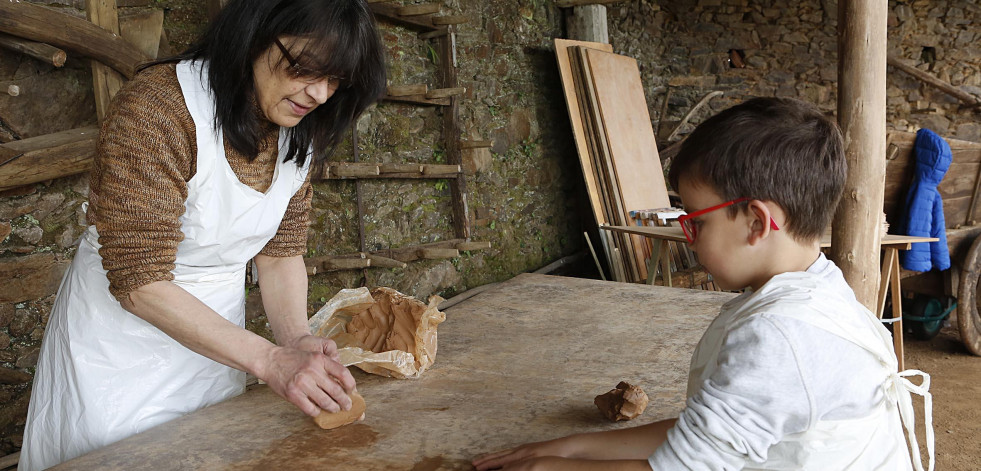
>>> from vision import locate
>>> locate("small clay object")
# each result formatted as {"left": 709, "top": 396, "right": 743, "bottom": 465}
{"left": 313, "top": 391, "right": 366, "bottom": 429}
{"left": 594, "top": 381, "right": 649, "bottom": 421}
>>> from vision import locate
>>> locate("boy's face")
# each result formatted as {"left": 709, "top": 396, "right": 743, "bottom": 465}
{"left": 677, "top": 178, "right": 757, "bottom": 291}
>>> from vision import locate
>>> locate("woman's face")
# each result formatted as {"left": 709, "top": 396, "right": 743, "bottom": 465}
{"left": 252, "top": 37, "right": 340, "bottom": 128}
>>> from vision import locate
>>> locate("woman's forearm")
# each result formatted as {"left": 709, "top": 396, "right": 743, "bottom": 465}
{"left": 253, "top": 254, "right": 310, "bottom": 346}
{"left": 120, "top": 280, "right": 276, "bottom": 378}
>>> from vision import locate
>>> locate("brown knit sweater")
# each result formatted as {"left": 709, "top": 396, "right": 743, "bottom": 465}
{"left": 87, "top": 63, "right": 313, "bottom": 301}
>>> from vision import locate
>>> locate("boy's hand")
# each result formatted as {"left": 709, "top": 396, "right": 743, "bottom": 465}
{"left": 473, "top": 438, "right": 572, "bottom": 470}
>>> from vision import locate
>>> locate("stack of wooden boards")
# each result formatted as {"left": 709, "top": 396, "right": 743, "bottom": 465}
{"left": 555, "top": 39, "right": 671, "bottom": 283}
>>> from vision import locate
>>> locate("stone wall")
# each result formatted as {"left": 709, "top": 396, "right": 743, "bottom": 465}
{"left": 607, "top": 0, "right": 981, "bottom": 147}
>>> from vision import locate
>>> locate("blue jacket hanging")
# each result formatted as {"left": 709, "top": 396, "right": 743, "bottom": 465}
{"left": 899, "top": 128, "right": 951, "bottom": 272}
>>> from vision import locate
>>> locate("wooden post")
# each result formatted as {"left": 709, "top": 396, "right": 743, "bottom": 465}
{"left": 566, "top": 5, "right": 608, "bottom": 44}
{"left": 86, "top": 0, "right": 126, "bottom": 122}
{"left": 831, "top": 0, "right": 887, "bottom": 311}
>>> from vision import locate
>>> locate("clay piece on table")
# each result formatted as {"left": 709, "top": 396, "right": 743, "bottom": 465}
{"left": 313, "top": 391, "right": 366, "bottom": 430}
{"left": 594, "top": 381, "right": 649, "bottom": 422}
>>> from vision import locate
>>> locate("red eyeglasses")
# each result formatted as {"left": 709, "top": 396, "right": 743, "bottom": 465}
{"left": 676, "top": 197, "right": 780, "bottom": 244}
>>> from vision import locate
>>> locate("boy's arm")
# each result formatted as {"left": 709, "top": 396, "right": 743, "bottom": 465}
{"left": 649, "top": 315, "right": 811, "bottom": 469}
{"left": 473, "top": 418, "right": 676, "bottom": 471}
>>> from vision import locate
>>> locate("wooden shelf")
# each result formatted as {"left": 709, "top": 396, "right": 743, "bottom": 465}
{"left": 304, "top": 239, "right": 491, "bottom": 274}
{"left": 381, "top": 94, "right": 450, "bottom": 106}
{"left": 315, "top": 162, "right": 462, "bottom": 180}
{"left": 368, "top": 2, "right": 440, "bottom": 31}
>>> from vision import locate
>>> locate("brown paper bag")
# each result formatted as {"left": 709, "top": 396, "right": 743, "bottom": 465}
{"left": 308, "top": 287, "right": 446, "bottom": 378}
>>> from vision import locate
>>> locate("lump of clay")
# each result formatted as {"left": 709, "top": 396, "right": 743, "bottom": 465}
{"left": 594, "top": 381, "right": 649, "bottom": 421}
{"left": 313, "top": 391, "right": 366, "bottom": 430}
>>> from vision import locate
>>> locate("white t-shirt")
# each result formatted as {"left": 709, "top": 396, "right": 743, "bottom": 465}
{"left": 648, "top": 255, "right": 897, "bottom": 469}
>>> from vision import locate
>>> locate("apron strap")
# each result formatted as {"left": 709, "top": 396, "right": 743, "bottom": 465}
{"left": 886, "top": 369, "right": 934, "bottom": 471}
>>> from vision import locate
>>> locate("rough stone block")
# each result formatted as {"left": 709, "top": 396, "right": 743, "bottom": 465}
{"left": 0, "top": 253, "right": 70, "bottom": 304}
{"left": 11, "top": 226, "right": 42, "bottom": 245}
{"left": 955, "top": 123, "right": 981, "bottom": 143}
{"left": 15, "top": 346, "right": 40, "bottom": 369}
{"left": 912, "top": 114, "right": 951, "bottom": 134}
{"left": 667, "top": 76, "right": 717, "bottom": 88}
{"left": 0, "top": 222, "right": 9, "bottom": 242}
{"left": 8, "top": 309, "right": 37, "bottom": 338}
{"left": 462, "top": 147, "right": 493, "bottom": 175}
{"left": 0, "top": 367, "right": 31, "bottom": 385}
{"left": 0, "top": 332, "right": 8, "bottom": 350}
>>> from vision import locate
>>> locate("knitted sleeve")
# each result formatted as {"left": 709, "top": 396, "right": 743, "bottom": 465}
{"left": 88, "top": 64, "right": 194, "bottom": 301}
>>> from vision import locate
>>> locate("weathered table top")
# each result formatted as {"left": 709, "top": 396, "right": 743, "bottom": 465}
{"left": 54, "top": 273, "right": 736, "bottom": 470}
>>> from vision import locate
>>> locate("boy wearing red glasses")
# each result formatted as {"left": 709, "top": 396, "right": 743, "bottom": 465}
{"left": 474, "top": 97, "right": 932, "bottom": 471}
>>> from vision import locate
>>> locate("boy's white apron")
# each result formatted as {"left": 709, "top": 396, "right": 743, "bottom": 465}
{"left": 688, "top": 271, "right": 934, "bottom": 471}
{"left": 20, "top": 60, "right": 309, "bottom": 471}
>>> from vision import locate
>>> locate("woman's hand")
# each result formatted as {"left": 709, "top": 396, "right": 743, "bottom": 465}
{"left": 288, "top": 334, "right": 341, "bottom": 362}
{"left": 261, "top": 344, "right": 356, "bottom": 417}
{"left": 473, "top": 438, "right": 575, "bottom": 471}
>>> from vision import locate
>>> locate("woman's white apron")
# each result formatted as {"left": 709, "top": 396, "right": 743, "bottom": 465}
{"left": 20, "top": 60, "right": 309, "bottom": 470}
{"left": 687, "top": 273, "right": 934, "bottom": 471}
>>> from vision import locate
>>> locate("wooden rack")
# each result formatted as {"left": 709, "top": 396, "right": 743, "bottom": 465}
{"left": 307, "top": 1, "right": 491, "bottom": 275}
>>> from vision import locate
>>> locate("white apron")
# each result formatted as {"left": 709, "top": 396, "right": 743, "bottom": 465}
{"left": 20, "top": 60, "right": 310, "bottom": 471}
{"left": 687, "top": 271, "right": 934, "bottom": 471}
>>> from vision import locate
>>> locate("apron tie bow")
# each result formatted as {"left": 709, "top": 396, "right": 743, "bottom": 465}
{"left": 885, "top": 369, "right": 934, "bottom": 471}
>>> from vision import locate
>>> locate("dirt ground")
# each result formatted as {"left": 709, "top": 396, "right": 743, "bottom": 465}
{"left": 904, "top": 318, "right": 981, "bottom": 470}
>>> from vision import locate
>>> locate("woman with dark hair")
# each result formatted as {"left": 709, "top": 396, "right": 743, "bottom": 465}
{"left": 20, "top": 0, "right": 386, "bottom": 468}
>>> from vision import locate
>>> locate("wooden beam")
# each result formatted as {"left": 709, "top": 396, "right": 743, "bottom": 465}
{"left": 425, "top": 87, "right": 466, "bottom": 99}
{"left": 831, "top": 0, "right": 887, "bottom": 311}
{"left": 887, "top": 55, "right": 981, "bottom": 108}
{"left": 369, "top": 239, "right": 489, "bottom": 263}
{"left": 118, "top": 9, "right": 165, "bottom": 60}
{"left": 381, "top": 94, "right": 450, "bottom": 106}
{"left": 556, "top": 0, "right": 623, "bottom": 7}
{"left": 87, "top": 0, "right": 126, "bottom": 122}
{"left": 398, "top": 4, "right": 440, "bottom": 16}
{"left": 418, "top": 248, "right": 460, "bottom": 259}
{"left": 368, "top": 3, "right": 439, "bottom": 31}
{"left": 0, "top": 1, "right": 148, "bottom": 78}
{"left": 387, "top": 84, "right": 428, "bottom": 97}
{"left": 438, "top": 28, "right": 471, "bottom": 240}
{"left": 565, "top": 4, "right": 609, "bottom": 44}
{"left": 0, "top": 33, "right": 66, "bottom": 67}
{"left": 315, "top": 162, "right": 463, "bottom": 180}
{"left": 0, "top": 126, "right": 99, "bottom": 192}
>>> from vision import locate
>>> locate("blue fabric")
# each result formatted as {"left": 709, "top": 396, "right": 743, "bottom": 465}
{"left": 898, "top": 128, "right": 951, "bottom": 272}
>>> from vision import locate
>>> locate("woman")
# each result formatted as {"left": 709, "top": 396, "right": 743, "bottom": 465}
{"left": 20, "top": 0, "right": 386, "bottom": 468}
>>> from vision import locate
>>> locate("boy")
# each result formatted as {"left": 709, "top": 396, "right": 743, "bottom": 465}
{"left": 473, "top": 97, "right": 933, "bottom": 470}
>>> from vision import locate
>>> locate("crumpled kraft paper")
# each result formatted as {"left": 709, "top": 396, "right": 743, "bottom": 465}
{"left": 308, "top": 287, "right": 446, "bottom": 378}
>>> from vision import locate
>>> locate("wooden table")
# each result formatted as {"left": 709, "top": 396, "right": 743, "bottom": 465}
{"left": 53, "top": 273, "right": 736, "bottom": 470}
{"left": 603, "top": 225, "right": 939, "bottom": 370}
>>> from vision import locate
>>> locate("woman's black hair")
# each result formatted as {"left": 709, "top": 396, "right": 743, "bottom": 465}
{"left": 144, "top": 0, "right": 387, "bottom": 167}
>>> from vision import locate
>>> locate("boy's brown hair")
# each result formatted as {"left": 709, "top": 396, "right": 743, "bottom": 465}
{"left": 667, "top": 97, "right": 846, "bottom": 240}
